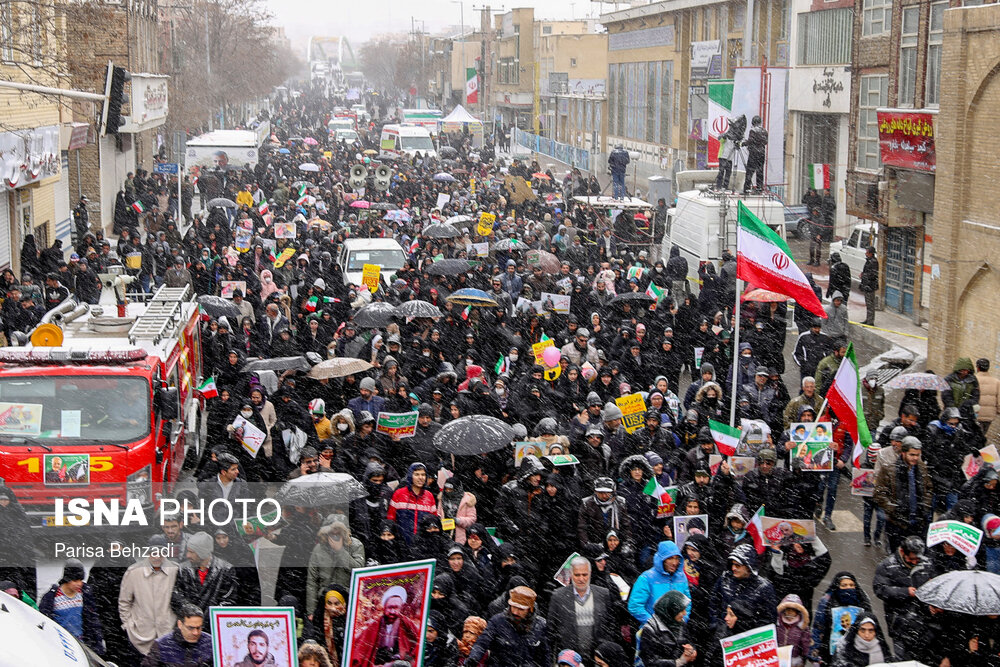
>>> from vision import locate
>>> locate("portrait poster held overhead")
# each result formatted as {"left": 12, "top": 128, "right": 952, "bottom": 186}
{"left": 209, "top": 606, "right": 298, "bottom": 667}
{"left": 790, "top": 422, "right": 835, "bottom": 471}
{"left": 232, "top": 415, "right": 267, "bottom": 458}
{"left": 673, "top": 514, "right": 709, "bottom": 549}
{"left": 343, "top": 559, "right": 436, "bottom": 667}
{"left": 759, "top": 517, "right": 817, "bottom": 547}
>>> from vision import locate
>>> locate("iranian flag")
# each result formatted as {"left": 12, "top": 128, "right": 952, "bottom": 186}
{"left": 495, "top": 354, "right": 509, "bottom": 376}
{"left": 460, "top": 305, "right": 472, "bottom": 321}
{"left": 826, "top": 342, "right": 875, "bottom": 467}
{"left": 809, "top": 163, "right": 831, "bottom": 190}
{"left": 645, "top": 282, "right": 665, "bottom": 302}
{"left": 465, "top": 67, "right": 479, "bottom": 105}
{"left": 747, "top": 505, "right": 767, "bottom": 554}
{"left": 708, "top": 419, "right": 740, "bottom": 456}
{"left": 408, "top": 238, "right": 420, "bottom": 254}
{"left": 131, "top": 200, "right": 147, "bottom": 214}
{"left": 737, "top": 201, "right": 827, "bottom": 319}
{"left": 258, "top": 201, "right": 269, "bottom": 216}
{"left": 197, "top": 376, "right": 218, "bottom": 399}
{"left": 707, "top": 80, "right": 734, "bottom": 167}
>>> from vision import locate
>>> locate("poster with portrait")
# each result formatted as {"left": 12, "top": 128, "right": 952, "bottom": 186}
{"left": 730, "top": 456, "right": 756, "bottom": 477}
{"left": 829, "top": 606, "right": 863, "bottom": 654}
{"left": 851, "top": 469, "right": 876, "bottom": 497}
{"left": 209, "top": 606, "right": 298, "bottom": 666}
{"left": 274, "top": 221, "right": 297, "bottom": 238}
{"left": 673, "top": 514, "right": 709, "bottom": 550}
{"left": 0, "top": 401, "right": 43, "bottom": 436}
{"left": 342, "top": 559, "right": 435, "bottom": 667}
{"left": 43, "top": 453, "right": 90, "bottom": 486}
{"left": 791, "top": 422, "right": 835, "bottom": 471}
{"left": 760, "top": 517, "right": 817, "bottom": 547}
{"left": 220, "top": 281, "right": 247, "bottom": 299}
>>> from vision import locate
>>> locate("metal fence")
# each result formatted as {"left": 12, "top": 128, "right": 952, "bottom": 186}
{"left": 511, "top": 127, "right": 593, "bottom": 172}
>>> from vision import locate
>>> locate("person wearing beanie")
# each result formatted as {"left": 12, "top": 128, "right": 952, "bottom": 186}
{"left": 39, "top": 558, "right": 105, "bottom": 654}
{"left": 347, "top": 375, "right": 386, "bottom": 424}
{"left": 171, "top": 531, "right": 238, "bottom": 626}
{"left": 467, "top": 585, "right": 548, "bottom": 666}
{"left": 638, "top": 590, "right": 697, "bottom": 667}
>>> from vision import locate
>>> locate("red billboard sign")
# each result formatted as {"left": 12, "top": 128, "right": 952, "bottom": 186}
{"left": 876, "top": 110, "right": 935, "bottom": 172}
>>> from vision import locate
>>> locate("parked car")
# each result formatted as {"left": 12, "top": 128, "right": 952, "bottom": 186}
{"left": 784, "top": 204, "right": 811, "bottom": 238}
{"left": 830, "top": 222, "right": 880, "bottom": 281}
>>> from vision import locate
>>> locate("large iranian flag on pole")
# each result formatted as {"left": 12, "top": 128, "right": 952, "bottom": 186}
{"left": 826, "top": 342, "right": 875, "bottom": 467}
{"left": 737, "top": 201, "right": 827, "bottom": 319}
{"left": 465, "top": 67, "right": 479, "bottom": 105}
{"left": 707, "top": 80, "right": 734, "bottom": 168}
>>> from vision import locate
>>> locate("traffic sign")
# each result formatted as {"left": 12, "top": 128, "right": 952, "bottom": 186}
{"left": 153, "top": 162, "right": 179, "bottom": 175}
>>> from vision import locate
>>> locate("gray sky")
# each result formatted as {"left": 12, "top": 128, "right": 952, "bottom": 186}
{"left": 267, "top": 0, "right": 608, "bottom": 51}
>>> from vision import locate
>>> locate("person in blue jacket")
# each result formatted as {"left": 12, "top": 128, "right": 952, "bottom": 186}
{"left": 627, "top": 540, "right": 691, "bottom": 624}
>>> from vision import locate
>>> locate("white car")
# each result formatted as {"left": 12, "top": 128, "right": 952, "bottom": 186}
{"left": 338, "top": 238, "right": 408, "bottom": 288}
{"left": 0, "top": 595, "right": 118, "bottom": 666}
{"left": 830, "top": 222, "right": 879, "bottom": 280}
{"left": 335, "top": 129, "right": 360, "bottom": 144}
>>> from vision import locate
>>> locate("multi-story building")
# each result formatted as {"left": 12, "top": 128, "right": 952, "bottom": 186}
{"left": 846, "top": 0, "right": 945, "bottom": 321}
{"left": 539, "top": 28, "right": 608, "bottom": 155}
{"left": 927, "top": 3, "right": 1000, "bottom": 371}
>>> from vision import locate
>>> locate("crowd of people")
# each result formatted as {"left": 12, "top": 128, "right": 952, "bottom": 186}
{"left": 2, "top": 85, "right": 1000, "bottom": 667}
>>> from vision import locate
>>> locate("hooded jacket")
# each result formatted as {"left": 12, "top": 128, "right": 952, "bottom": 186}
{"left": 810, "top": 571, "right": 874, "bottom": 663}
{"left": 776, "top": 593, "right": 812, "bottom": 667}
{"left": 628, "top": 540, "right": 692, "bottom": 624}
{"left": 637, "top": 590, "right": 693, "bottom": 667}
{"left": 388, "top": 463, "right": 440, "bottom": 544}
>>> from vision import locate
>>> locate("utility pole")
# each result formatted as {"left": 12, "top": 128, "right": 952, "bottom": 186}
{"left": 205, "top": 2, "right": 213, "bottom": 131}
{"left": 474, "top": 5, "right": 504, "bottom": 127}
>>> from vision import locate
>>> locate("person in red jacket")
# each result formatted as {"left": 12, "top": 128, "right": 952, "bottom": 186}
{"left": 388, "top": 462, "right": 439, "bottom": 545}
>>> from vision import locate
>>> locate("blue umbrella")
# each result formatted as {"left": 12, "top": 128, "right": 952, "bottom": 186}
{"left": 446, "top": 288, "right": 499, "bottom": 308}
{"left": 278, "top": 148, "right": 291, "bottom": 154}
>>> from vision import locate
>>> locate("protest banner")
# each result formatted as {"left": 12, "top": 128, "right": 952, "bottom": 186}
{"left": 514, "top": 441, "right": 545, "bottom": 467}
{"left": 467, "top": 242, "right": 489, "bottom": 257}
{"left": 760, "top": 517, "right": 817, "bottom": 547}
{"left": 342, "top": 559, "right": 435, "bottom": 667}
{"left": 674, "top": 514, "right": 709, "bottom": 549}
{"left": 829, "top": 607, "right": 862, "bottom": 654}
{"left": 538, "top": 292, "right": 571, "bottom": 314}
{"left": 532, "top": 338, "right": 555, "bottom": 365}
{"left": 850, "top": 469, "right": 876, "bottom": 497}
{"left": 274, "top": 221, "right": 297, "bottom": 238}
{"left": 362, "top": 264, "right": 381, "bottom": 294}
{"left": 730, "top": 456, "right": 756, "bottom": 477}
{"left": 220, "top": 281, "right": 247, "bottom": 299}
{"left": 477, "top": 211, "right": 496, "bottom": 236}
{"left": 616, "top": 393, "right": 647, "bottom": 433}
{"left": 232, "top": 415, "right": 267, "bottom": 458}
{"left": 962, "top": 444, "right": 1000, "bottom": 480}
{"left": 273, "top": 248, "right": 296, "bottom": 268}
{"left": 376, "top": 411, "right": 419, "bottom": 439}
{"left": 234, "top": 228, "right": 252, "bottom": 252}
{"left": 927, "top": 519, "right": 984, "bottom": 557}
{"left": 694, "top": 347, "right": 705, "bottom": 369}
{"left": 720, "top": 624, "right": 779, "bottom": 667}
{"left": 210, "top": 606, "right": 298, "bottom": 667}
{"left": 435, "top": 192, "right": 450, "bottom": 210}
{"left": 790, "top": 422, "right": 835, "bottom": 471}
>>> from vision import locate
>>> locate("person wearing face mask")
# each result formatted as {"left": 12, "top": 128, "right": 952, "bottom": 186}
{"left": 776, "top": 594, "right": 812, "bottom": 667}
{"left": 809, "top": 572, "right": 875, "bottom": 667}
{"left": 308, "top": 398, "right": 333, "bottom": 442}
{"left": 329, "top": 409, "right": 355, "bottom": 448}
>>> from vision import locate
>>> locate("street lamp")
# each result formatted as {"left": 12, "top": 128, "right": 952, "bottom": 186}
{"left": 452, "top": 0, "right": 464, "bottom": 105}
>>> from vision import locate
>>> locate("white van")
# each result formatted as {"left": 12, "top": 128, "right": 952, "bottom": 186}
{"left": 380, "top": 124, "right": 437, "bottom": 159}
{"left": 338, "top": 238, "right": 408, "bottom": 288}
{"left": 664, "top": 190, "right": 787, "bottom": 291}
{"left": 328, "top": 117, "right": 355, "bottom": 133}
{"left": 0, "top": 595, "right": 118, "bottom": 666}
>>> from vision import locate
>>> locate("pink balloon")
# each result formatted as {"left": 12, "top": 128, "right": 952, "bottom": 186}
{"left": 542, "top": 346, "right": 561, "bottom": 368}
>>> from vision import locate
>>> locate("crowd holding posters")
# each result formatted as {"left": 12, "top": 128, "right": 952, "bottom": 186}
{"left": 342, "top": 559, "right": 435, "bottom": 667}
{"left": 927, "top": 519, "right": 984, "bottom": 558}
{"left": 221, "top": 281, "right": 248, "bottom": 299}
{"left": 232, "top": 415, "right": 267, "bottom": 457}
{"left": 514, "top": 441, "right": 545, "bottom": 467}
{"left": 790, "top": 422, "right": 835, "bottom": 471}
{"left": 538, "top": 292, "right": 571, "bottom": 314}
{"left": 375, "top": 411, "right": 419, "bottom": 438}
{"left": 616, "top": 393, "right": 647, "bottom": 433}
{"left": 210, "top": 607, "right": 298, "bottom": 667}
{"left": 719, "top": 623, "right": 780, "bottom": 667}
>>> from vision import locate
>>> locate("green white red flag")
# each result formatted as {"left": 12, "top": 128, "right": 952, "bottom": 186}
{"left": 747, "top": 505, "right": 766, "bottom": 554}
{"left": 736, "top": 201, "right": 826, "bottom": 319}
{"left": 708, "top": 419, "right": 740, "bottom": 456}
{"left": 197, "top": 376, "right": 218, "bottom": 399}
{"left": 826, "top": 342, "right": 875, "bottom": 467}
{"left": 809, "top": 163, "right": 831, "bottom": 190}
{"left": 131, "top": 201, "right": 146, "bottom": 214}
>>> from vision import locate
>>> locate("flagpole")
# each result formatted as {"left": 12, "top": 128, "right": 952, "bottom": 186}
{"left": 729, "top": 276, "right": 742, "bottom": 427}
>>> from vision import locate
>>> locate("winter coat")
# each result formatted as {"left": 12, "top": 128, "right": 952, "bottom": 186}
{"left": 830, "top": 615, "right": 891, "bottom": 667}
{"left": 873, "top": 550, "right": 927, "bottom": 630}
{"left": 709, "top": 569, "right": 777, "bottom": 631}
{"left": 873, "top": 458, "right": 933, "bottom": 530}
{"left": 387, "top": 464, "right": 440, "bottom": 544}
{"left": 628, "top": 540, "right": 692, "bottom": 625}
{"left": 118, "top": 560, "right": 180, "bottom": 655}
{"left": 438, "top": 490, "right": 477, "bottom": 544}
{"left": 767, "top": 539, "right": 831, "bottom": 611}
{"left": 578, "top": 494, "right": 633, "bottom": 547}
{"left": 810, "top": 572, "right": 874, "bottom": 664}
{"left": 140, "top": 628, "right": 213, "bottom": 667}
{"left": 637, "top": 613, "right": 690, "bottom": 667}
{"left": 170, "top": 557, "right": 239, "bottom": 618}
{"left": 943, "top": 358, "right": 980, "bottom": 408}
{"left": 466, "top": 610, "right": 549, "bottom": 667}
{"left": 776, "top": 594, "right": 812, "bottom": 667}
{"left": 792, "top": 330, "right": 833, "bottom": 380}
{"left": 925, "top": 419, "right": 979, "bottom": 496}
{"left": 305, "top": 527, "right": 365, "bottom": 609}
{"left": 976, "top": 371, "right": 1000, "bottom": 423}
{"left": 39, "top": 582, "right": 105, "bottom": 655}
{"left": 546, "top": 584, "right": 615, "bottom": 661}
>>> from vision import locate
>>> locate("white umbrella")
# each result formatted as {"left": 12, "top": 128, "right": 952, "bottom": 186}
{"left": 299, "top": 163, "right": 320, "bottom": 172}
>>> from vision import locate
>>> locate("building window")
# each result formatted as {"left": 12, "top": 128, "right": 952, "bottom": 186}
{"left": 570, "top": 57, "right": 577, "bottom": 67}
{"left": 862, "top": 0, "right": 891, "bottom": 36}
{"left": 779, "top": 0, "right": 789, "bottom": 39}
{"left": 542, "top": 25, "right": 552, "bottom": 34}
{"left": 659, "top": 61, "right": 672, "bottom": 144}
{"left": 646, "top": 64, "right": 656, "bottom": 143}
{"left": 608, "top": 64, "right": 617, "bottom": 136}
{"left": 926, "top": 1, "right": 946, "bottom": 107}
{"left": 898, "top": 7, "right": 919, "bottom": 107}
{"left": 797, "top": 9, "right": 853, "bottom": 65}
{"left": 857, "top": 74, "right": 887, "bottom": 170}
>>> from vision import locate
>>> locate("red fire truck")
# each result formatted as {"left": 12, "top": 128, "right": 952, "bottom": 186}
{"left": 0, "top": 282, "right": 202, "bottom": 527}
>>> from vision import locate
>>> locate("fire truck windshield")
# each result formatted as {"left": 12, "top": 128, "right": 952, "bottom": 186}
{"left": 0, "top": 376, "right": 151, "bottom": 443}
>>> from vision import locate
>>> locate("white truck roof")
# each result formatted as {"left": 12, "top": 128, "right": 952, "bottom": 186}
{"left": 186, "top": 130, "right": 259, "bottom": 147}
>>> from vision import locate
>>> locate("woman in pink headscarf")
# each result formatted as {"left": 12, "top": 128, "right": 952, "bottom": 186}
{"left": 259, "top": 269, "right": 280, "bottom": 300}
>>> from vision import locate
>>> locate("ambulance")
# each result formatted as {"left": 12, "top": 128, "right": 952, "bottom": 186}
{"left": 0, "top": 274, "right": 202, "bottom": 528}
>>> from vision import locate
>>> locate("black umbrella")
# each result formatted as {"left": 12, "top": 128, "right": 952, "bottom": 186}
{"left": 424, "top": 258, "right": 471, "bottom": 276}
{"left": 196, "top": 295, "right": 241, "bottom": 320}
{"left": 397, "top": 300, "right": 443, "bottom": 319}
{"left": 610, "top": 291, "right": 656, "bottom": 305}
{"left": 242, "top": 356, "right": 311, "bottom": 373}
{"left": 352, "top": 302, "right": 399, "bottom": 328}
{"left": 275, "top": 472, "right": 367, "bottom": 507}
{"left": 439, "top": 146, "right": 459, "bottom": 158}
{"left": 370, "top": 202, "right": 398, "bottom": 211}
{"left": 423, "top": 223, "right": 461, "bottom": 239}
{"left": 434, "top": 415, "right": 515, "bottom": 455}
{"left": 207, "top": 197, "right": 237, "bottom": 209}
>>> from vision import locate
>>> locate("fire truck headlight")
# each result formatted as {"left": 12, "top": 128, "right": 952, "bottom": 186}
{"left": 126, "top": 465, "right": 152, "bottom": 506}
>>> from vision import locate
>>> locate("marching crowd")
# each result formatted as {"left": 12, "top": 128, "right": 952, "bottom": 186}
{"left": 2, "top": 86, "right": 1000, "bottom": 667}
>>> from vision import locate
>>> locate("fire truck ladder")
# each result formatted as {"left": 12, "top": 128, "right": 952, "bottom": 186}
{"left": 128, "top": 285, "right": 192, "bottom": 346}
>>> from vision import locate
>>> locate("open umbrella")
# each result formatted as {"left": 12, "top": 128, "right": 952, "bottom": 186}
{"left": 363, "top": 149, "right": 378, "bottom": 156}
{"left": 885, "top": 373, "right": 951, "bottom": 391}
{"left": 526, "top": 249, "right": 561, "bottom": 273}
{"left": 610, "top": 291, "right": 656, "bottom": 305}
{"left": 433, "top": 172, "right": 457, "bottom": 182}
{"left": 302, "top": 137, "right": 319, "bottom": 146}
{"left": 242, "top": 356, "right": 312, "bottom": 373}
{"left": 350, "top": 200, "right": 371, "bottom": 209}
{"left": 493, "top": 238, "right": 528, "bottom": 251}
{"left": 307, "top": 357, "right": 374, "bottom": 379}
{"left": 298, "top": 162, "right": 320, "bottom": 172}
{"left": 370, "top": 202, "right": 397, "bottom": 211}
{"left": 278, "top": 148, "right": 291, "bottom": 154}
{"left": 196, "top": 295, "right": 241, "bottom": 320}
{"left": 207, "top": 197, "right": 237, "bottom": 209}
{"left": 434, "top": 415, "right": 515, "bottom": 455}
{"left": 292, "top": 181, "right": 314, "bottom": 190}
{"left": 741, "top": 285, "right": 790, "bottom": 303}
{"left": 423, "top": 223, "right": 461, "bottom": 239}
{"left": 275, "top": 472, "right": 367, "bottom": 507}
{"left": 438, "top": 146, "right": 458, "bottom": 158}
{"left": 397, "top": 300, "right": 443, "bottom": 319}
{"left": 440, "top": 159, "right": 459, "bottom": 168}
{"left": 916, "top": 570, "right": 1000, "bottom": 615}
{"left": 352, "top": 302, "right": 399, "bottom": 328}
{"left": 446, "top": 288, "right": 498, "bottom": 308}
{"left": 424, "top": 258, "right": 471, "bottom": 276}
{"left": 288, "top": 136, "right": 304, "bottom": 142}
{"left": 531, "top": 172, "right": 551, "bottom": 180}
{"left": 446, "top": 215, "right": 474, "bottom": 227}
